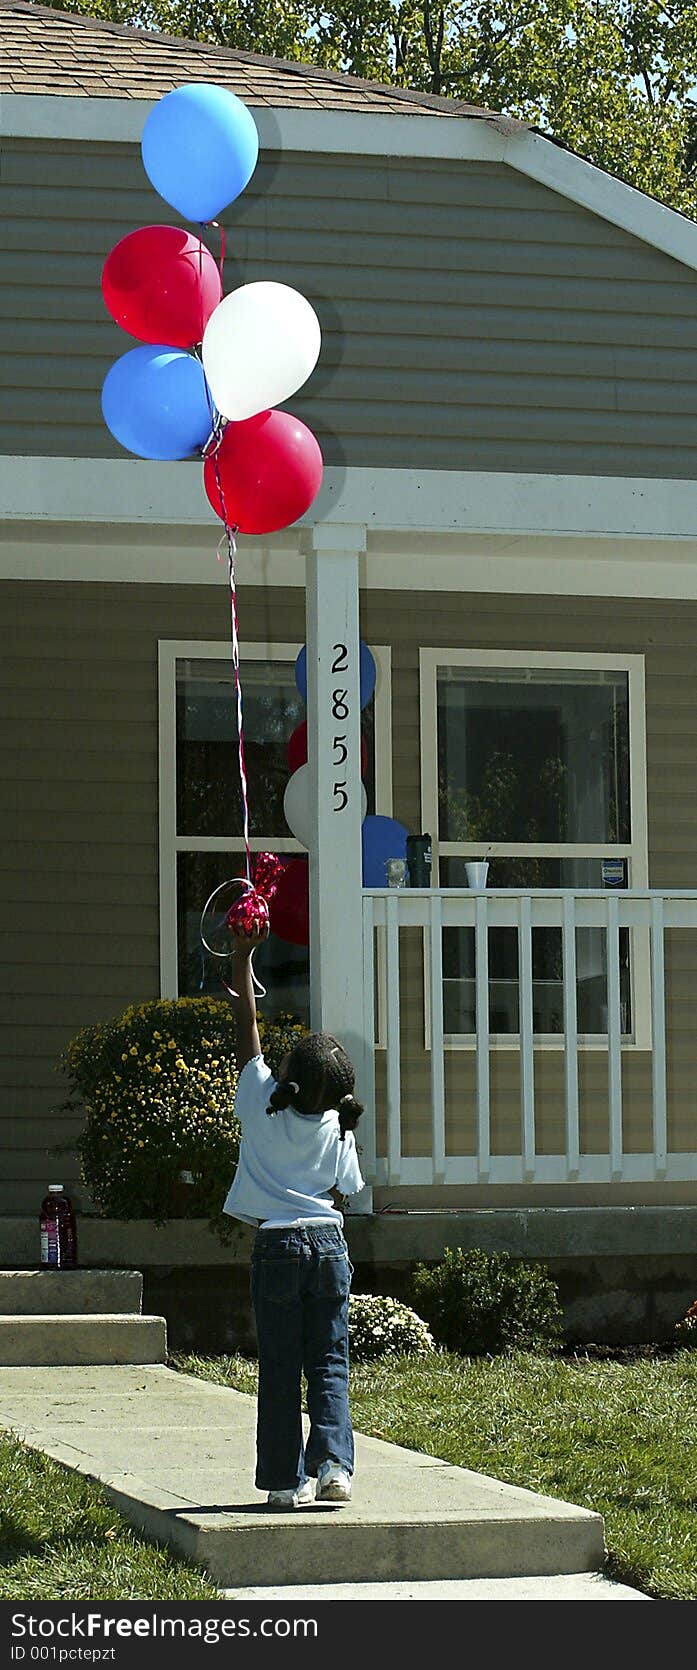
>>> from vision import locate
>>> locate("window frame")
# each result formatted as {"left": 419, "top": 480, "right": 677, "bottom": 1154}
{"left": 158, "top": 638, "right": 393, "bottom": 1008}
{"left": 419, "top": 647, "right": 649, "bottom": 1051}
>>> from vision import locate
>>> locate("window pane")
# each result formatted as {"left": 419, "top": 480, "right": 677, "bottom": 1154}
{"left": 176, "top": 657, "right": 377, "bottom": 837}
{"left": 440, "top": 856, "right": 631, "bottom": 1037}
{"left": 177, "top": 851, "right": 310, "bottom": 1028}
{"left": 437, "top": 666, "right": 630, "bottom": 845}
{"left": 176, "top": 659, "right": 305, "bottom": 837}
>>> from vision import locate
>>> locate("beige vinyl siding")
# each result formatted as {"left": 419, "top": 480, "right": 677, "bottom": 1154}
{"left": 4, "top": 141, "right": 697, "bottom": 474}
{"left": 0, "top": 578, "right": 305, "bottom": 1212}
{"left": 2, "top": 578, "right": 697, "bottom": 1213}
{"left": 360, "top": 589, "right": 697, "bottom": 1207}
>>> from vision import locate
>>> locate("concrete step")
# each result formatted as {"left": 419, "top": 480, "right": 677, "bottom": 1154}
{"left": 0, "top": 1364, "right": 606, "bottom": 1587}
{"left": 0, "top": 1268, "right": 143, "bottom": 1316}
{"left": 0, "top": 1315, "right": 166, "bottom": 1366}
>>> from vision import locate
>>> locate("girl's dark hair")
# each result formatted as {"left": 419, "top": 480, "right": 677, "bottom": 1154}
{"left": 266, "top": 1032, "right": 363, "bottom": 1140}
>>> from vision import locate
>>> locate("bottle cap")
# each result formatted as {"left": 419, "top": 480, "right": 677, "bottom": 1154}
{"left": 48, "top": 1184, "right": 64, "bottom": 1192}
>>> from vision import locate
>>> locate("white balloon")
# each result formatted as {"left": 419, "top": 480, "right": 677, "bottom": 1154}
{"left": 202, "top": 281, "right": 321, "bottom": 422}
{"left": 283, "top": 764, "right": 368, "bottom": 850}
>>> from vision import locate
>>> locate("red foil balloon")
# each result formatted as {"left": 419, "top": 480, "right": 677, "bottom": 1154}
{"left": 268, "top": 859, "right": 309, "bottom": 947}
{"left": 287, "top": 719, "right": 367, "bottom": 777}
{"left": 225, "top": 852, "right": 284, "bottom": 937}
{"left": 102, "top": 226, "right": 223, "bottom": 349}
{"left": 203, "top": 409, "right": 323, "bottom": 534}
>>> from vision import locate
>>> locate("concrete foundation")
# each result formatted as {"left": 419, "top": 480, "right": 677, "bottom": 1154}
{"left": 1, "top": 1208, "right": 696, "bottom": 1348}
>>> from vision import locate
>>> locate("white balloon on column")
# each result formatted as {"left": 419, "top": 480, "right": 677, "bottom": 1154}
{"left": 202, "top": 281, "right": 321, "bottom": 422}
{"left": 283, "top": 764, "right": 367, "bottom": 850}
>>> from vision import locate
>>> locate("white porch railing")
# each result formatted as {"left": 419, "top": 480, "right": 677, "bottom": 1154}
{"left": 360, "top": 889, "right": 697, "bottom": 1187}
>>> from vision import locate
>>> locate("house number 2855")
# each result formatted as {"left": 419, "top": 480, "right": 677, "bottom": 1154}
{"left": 331, "top": 642, "right": 349, "bottom": 811}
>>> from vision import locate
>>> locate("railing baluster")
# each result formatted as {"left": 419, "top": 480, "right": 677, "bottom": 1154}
{"left": 385, "top": 891, "right": 402, "bottom": 1186}
{"left": 361, "top": 892, "right": 377, "bottom": 1182}
{"left": 518, "top": 894, "right": 535, "bottom": 1181}
{"left": 475, "top": 893, "right": 490, "bottom": 1182}
{"left": 650, "top": 895, "right": 668, "bottom": 1180}
{"left": 562, "top": 893, "right": 580, "bottom": 1180}
{"left": 429, "top": 893, "right": 446, "bottom": 1185}
{"left": 606, "top": 893, "right": 623, "bottom": 1181}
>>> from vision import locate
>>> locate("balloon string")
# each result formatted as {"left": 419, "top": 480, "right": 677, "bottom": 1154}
{"left": 206, "top": 430, "right": 252, "bottom": 889}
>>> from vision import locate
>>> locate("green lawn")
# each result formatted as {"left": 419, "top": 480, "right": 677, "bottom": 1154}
{"left": 0, "top": 1433, "right": 220, "bottom": 1600}
{"left": 172, "top": 1347, "right": 697, "bottom": 1601}
{"left": 2, "top": 1349, "right": 694, "bottom": 1599}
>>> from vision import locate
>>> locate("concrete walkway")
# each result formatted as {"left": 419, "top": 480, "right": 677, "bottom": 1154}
{"left": 0, "top": 1361, "right": 625, "bottom": 1593}
{"left": 221, "top": 1575, "right": 649, "bottom": 1600}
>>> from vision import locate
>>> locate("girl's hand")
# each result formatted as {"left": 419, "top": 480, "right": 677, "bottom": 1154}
{"left": 230, "top": 922, "right": 270, "bottom": 954}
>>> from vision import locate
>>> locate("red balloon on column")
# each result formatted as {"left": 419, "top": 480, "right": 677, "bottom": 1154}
{"left": 203, "top": 410, "right": 323, "bottom": 535}
{"left": 102, "top": 225, "right": 223, "bottom": 349}
{"left": 287, "top": 719, "right": 367, "bottom": 777}
{"left": 268, "top": 859, "right": 309, "bottom": 947}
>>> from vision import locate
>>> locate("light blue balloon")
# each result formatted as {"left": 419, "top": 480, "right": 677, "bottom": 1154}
{"left": 295, "top": 642, "right": 377, "bottom": 710}
{"left": 101, "top": 345, "right": 214, "bottom": 460}
{"left": 141, "top": 83, "right": 259, "bottom": 222}
{"left": 362, "top": 816, "right": 409, "bottom": 888}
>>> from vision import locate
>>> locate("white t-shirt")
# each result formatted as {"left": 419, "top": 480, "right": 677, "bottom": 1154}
{"left": 222, "top": 1054, "right": 365, "bottom": 1228}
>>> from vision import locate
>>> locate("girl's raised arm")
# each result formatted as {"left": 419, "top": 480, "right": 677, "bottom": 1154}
{"left": 228, "top": 925, "right": 268, "bottom": 1067}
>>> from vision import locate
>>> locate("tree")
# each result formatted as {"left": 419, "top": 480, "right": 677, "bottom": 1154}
{"left": 43, "top": 0, "right": 697, "bottom": 216}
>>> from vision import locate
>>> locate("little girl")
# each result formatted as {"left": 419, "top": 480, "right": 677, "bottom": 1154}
{"left": 222, "top": 922, "right": 365, "bottom": 1509}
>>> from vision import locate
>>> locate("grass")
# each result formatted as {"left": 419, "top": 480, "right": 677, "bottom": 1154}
{"left": 2, "top": 1347, "right": 694, "bottom": 1599}
{"left": 0, "top": 1431, "right": 220, "bottom": 1600}
{"left": 171, "top": 1346, "right": 697, "bottom": 1601}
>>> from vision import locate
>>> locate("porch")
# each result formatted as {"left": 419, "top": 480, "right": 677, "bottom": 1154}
{"left": 358, "top": 887, "right": 697, "bottom": 1192}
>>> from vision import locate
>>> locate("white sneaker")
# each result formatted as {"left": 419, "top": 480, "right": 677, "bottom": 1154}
{"left": 316, "top": 1461, "right": 352, "bottom": 1503}
{"left": 267, "top": 1480, "right": 315, "bottom": 1509}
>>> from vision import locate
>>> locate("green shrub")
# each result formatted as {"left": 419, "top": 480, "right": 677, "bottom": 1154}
{"left": 58, "top": 1000, "right": 307, "bottom": 1243}
{"left": 348, "top": 1294, "right": 436, "bottom": 1363}
{"left": 411, "top": 1246, "right": 564, "bottom": 1357}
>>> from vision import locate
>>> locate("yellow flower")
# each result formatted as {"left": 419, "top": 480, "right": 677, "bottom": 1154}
{"left": 129, "top": 1046, "right": 138, "bottom": 1056}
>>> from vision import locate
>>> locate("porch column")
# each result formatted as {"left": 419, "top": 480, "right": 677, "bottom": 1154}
{"left": 306, "top": 522, "right": 373, "bottom": 1212}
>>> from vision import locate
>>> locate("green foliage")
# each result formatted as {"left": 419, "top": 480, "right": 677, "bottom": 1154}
{"left": 411, "top": 1245, "right": 564, "bottom": 1355}
{"left": 348, "top": 1293, "right": 436, "bottom": 1362}
{"left": 59, "top": 1000, "right": 307, "bottom": 1242}
{"left": 59, "top": 998, "right": 241, "bottom": 1233}
{"left": 42, "top": 0, "right": 697, "bottom": 218}
{"left": 255, "top": 1011, "right": 308, "bottom": 1078}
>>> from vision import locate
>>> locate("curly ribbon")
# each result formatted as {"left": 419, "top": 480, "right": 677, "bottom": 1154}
{"left": 199, "top": 855, "right": 284, "bottom": 1000}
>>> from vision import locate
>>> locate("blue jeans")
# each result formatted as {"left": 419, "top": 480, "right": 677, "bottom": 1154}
{"left": 250, "top": 1223, "right": 355, "bottom": 1492}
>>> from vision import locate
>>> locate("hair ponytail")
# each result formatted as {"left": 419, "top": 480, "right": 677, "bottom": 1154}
{"left": 266, "top": 1077, "right": 300, "bottom": 1116}
{"left": 338, "top": 1090, "right": 364, "bottom": 1140}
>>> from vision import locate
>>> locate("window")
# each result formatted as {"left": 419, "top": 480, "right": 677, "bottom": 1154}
{"left": 420, "top": 649, "right": 648, "bottom": 1047}
{"left": 159, "top": 640, "right": 383, "bottom": 1026}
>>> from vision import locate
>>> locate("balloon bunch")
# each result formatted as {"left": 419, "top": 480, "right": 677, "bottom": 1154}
{"left": 100, "top": 83, "right": 324, "bottom": 536}
{"left": 98, "top": 83, "right": 326, "bottom": 992}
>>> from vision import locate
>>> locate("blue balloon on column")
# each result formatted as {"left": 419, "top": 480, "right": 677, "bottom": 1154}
{"left": 295, "top": 641, "right": 376, "bottom": 709}
{"left": 101, "top": 345, "right": 214, "bottom": 460}
{"left": 361, "top": 815, "right": 408, "bottom": 887}
{"left": 141, "top": 84, "right": 259, "bottom": 222}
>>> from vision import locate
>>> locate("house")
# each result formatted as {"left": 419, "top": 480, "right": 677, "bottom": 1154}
{"left": 2, "top": 0, "right": 697, "bottom": 1335}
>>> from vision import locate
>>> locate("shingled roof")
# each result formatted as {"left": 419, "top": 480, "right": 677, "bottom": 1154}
{"left": 0, "top": 0, "right": 506, "bottom": 120}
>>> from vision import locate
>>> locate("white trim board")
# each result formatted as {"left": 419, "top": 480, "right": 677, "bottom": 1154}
{"left": 5, "top": 93, "right": 697, "bottom": 274}
{"left": 6, "top": 532, "right": 697, "bottom": 600}
{"left": 4, "top": 459, "right": 697, "bottom": 538}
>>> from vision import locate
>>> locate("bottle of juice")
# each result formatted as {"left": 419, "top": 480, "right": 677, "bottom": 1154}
{"left": 39, "top": 1184, "right": 78, "bottom": 1270}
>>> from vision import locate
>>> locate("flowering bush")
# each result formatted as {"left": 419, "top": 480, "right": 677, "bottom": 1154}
{"left": 412, "top": 1246, "right": 564, "bottom": 1356}
{"left": 675, "top": 1300, "right": 697, "bottom": 1346}
{"left": 348, "top": 1294, "right": 436, "bottom": 1363}
{"left": 256, "top": 1013, "right": 307, "bottom": 1080}
{"left": 58, "top": 1000, "right": 308, "bottom": 1242}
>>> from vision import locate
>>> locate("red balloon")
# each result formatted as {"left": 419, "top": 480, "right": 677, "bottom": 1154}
{"left": 203, "top": 410, "right": 323, "bottom": 535}
{"left": 268, "top": 859, "right": 309, "bottom": 947}
{"left": 102, "top": 226, "right": 223, "bottom": 349}
{"left": 287, "top": 719, "right": 367, "bottom": 777}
